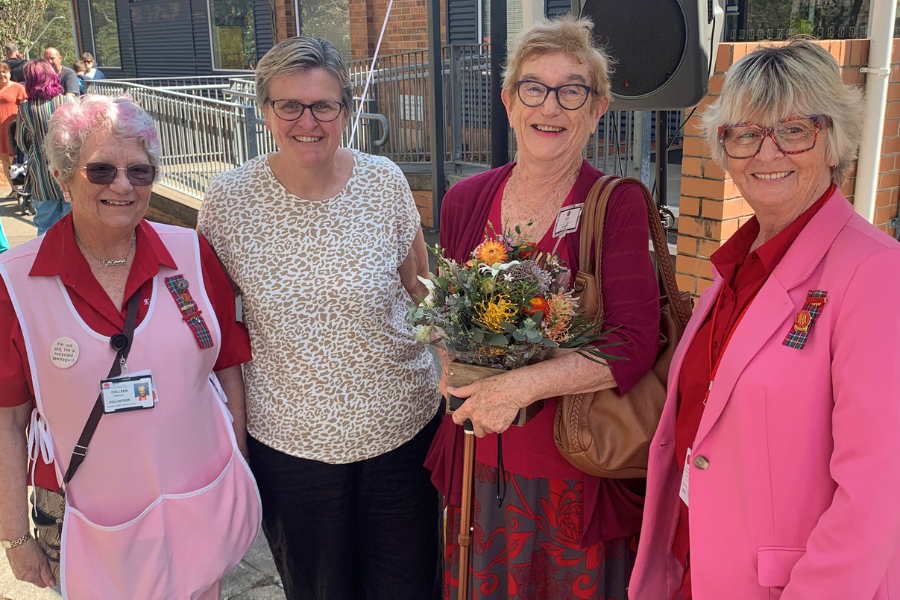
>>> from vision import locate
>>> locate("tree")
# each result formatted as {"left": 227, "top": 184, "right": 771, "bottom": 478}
{"left": 0, "top": 0, "right": 48, "bottom": 51}
{"left": 0, "top": 0, "right": 76, "bottom": 62}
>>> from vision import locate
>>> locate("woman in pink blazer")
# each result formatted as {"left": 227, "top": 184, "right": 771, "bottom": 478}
{"left": 630, "top": 39, "right": 900, "bottom": 600}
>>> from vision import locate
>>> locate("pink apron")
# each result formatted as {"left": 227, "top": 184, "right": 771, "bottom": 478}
{"left": 0, "top": 223, "right": 262, "bottom": 600}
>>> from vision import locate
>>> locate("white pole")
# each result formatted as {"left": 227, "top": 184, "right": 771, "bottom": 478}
{"left": 348, "top": 0, "right": 395, "bottom": 148}
{"left": 854, "top": 0, "right": 898, "bottom": 223}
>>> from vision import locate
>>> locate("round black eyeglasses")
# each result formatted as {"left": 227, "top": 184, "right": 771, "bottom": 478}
{"left": 268, "top": 99, "right": 345, "bottom": 122}
{"left": 515, "top": 80, "right": 594, "bottom": 110}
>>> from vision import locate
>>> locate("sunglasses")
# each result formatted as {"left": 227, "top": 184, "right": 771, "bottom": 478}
{"left": 82, "top": 162, "right": 157, "bottom": 186}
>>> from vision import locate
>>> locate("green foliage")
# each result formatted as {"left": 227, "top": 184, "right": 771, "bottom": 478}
{"left": 0, "top": 0, "right": 76, "bottom": 62}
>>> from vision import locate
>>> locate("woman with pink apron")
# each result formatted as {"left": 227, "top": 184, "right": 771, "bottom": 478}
{"left": 0, "top": 95, "right": 261, "bottom": 599}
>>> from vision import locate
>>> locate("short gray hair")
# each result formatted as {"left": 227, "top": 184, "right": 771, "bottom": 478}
{"left": 4, "top": 42, "right": 18, "bottom": 55}
{"left": 45, "top": 95, "right": 162, "bottom": 185}
{"left": 255, "top": 37, "right": 352, "bottom": 113}
{"left": 702, "top": 37, "right": 863, "bottom": 185}
{"left": 503, "top": 16, "right": 613, "bottom": 104}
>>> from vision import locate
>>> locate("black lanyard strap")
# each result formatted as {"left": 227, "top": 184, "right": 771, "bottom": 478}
{"left": 61, "top": 289, "right": 141, "bottom": 489}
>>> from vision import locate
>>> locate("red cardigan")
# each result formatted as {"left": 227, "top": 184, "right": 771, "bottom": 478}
{"left": 424, "top": 160, "right": 661, "bottom": 546}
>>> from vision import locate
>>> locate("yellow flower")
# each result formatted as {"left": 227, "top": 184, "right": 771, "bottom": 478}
{"left": 474, "top": 294, "right": 517, "bottom": 332}
{"left": 475, "top": 239, "right": 508, "bottom": 265}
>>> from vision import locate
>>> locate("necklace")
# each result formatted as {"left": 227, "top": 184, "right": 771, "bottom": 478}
{"left": 75, "top": 231, "right": 136, "bottom": 267}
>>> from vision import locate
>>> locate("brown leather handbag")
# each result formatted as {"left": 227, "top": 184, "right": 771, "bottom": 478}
{"left": 553, "top": 176, "right": 693, "bottom": 478}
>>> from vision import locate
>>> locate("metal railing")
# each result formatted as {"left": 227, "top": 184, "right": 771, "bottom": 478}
{"left": 86, "top": 79, "right": 390, "bottom": 200}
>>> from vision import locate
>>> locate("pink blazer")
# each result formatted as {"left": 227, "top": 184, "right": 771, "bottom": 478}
{"left": 629, "top": 191, "right": 900, "bottom": 600}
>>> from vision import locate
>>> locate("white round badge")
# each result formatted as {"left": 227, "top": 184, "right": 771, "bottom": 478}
{"left": 50, "top": 337, "right": 79, "bottom": 369}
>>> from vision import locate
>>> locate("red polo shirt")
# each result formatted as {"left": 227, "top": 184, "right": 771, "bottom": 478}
{"left": 0, "top": 214, "right": 252, "bottom": 489}
{"left": 671, "top": 184, "right": 834, "bottom": 598}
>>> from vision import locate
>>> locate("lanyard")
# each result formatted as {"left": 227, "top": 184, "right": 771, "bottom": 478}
{"left": 704, "top": 291, "right": 753, "bottom": 406}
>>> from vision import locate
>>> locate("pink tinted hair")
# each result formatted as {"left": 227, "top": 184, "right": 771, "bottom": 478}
{"left": 45, "top": 95, "right": 162, "bottom": 184}
{"left": 24, "top": 60, "right": 64, "bottom": 101}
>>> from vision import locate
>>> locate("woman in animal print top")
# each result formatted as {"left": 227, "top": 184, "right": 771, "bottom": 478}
{"left": 198, "top": 36, "right": 442, "bottom": 600}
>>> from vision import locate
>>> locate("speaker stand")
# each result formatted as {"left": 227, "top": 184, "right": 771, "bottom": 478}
{"left": 656, "top": 110, "right": 668, "bottom": 212}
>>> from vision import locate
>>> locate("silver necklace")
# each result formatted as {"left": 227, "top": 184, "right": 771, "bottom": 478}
{"left": 75, "top": 231, "right": 135, "bottom": 267}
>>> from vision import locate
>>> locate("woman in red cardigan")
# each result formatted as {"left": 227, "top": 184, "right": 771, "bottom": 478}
{"left": 424, "top": 15, "right": 660, "bottom": 600}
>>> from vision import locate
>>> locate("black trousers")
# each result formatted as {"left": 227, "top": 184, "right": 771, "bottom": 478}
{"left": 248, "top": 408, "right": 443, "bottom": 600}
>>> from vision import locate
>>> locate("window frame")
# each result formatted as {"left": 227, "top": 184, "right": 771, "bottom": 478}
{"left": 206, "top": 0, "right": 258, "bottom": 72}
{"left": 83, "top": 0, "right": 123, "bottom": 69}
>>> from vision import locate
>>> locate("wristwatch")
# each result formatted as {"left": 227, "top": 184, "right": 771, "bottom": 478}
{"left": 0, "top": 533, "right": 31, "bottom": 549}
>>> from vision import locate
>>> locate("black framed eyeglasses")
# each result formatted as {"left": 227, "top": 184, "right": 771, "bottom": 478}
{"left": 268, "top": 99, "right": 345, "bottom": 122}
{"left": 82, "top": 162, "right": 158, "bottom": 186}
{"left": 515, "top": 80, "right": 594, "bottom": 110}
{"left": 718, "top": 115, "right": 824, "bottom": 159}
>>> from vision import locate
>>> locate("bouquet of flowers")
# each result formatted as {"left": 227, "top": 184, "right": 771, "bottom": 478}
{"left": 409, "top": 223, "right": 624, "bottom": 395}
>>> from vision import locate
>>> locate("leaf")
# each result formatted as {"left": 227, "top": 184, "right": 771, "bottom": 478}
{"left": 488, "top": 333, "right": 509, "bottom": 346}
{"left": 541, "top": 338, "right": 559, "bottom": 347}
{"left": 500, "top": 321, "right": 517, "bottom": 333}
{"left": 525, "top": 329, "right": 543, "bottom": 343}
{"left": 472, "top": 330, "right": 485, "bottom": 343}
{"left": 512, "top": 330, "right": 526, "bottom": 342}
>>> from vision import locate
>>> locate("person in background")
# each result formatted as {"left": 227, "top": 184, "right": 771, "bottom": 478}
{"left": 198, "top": 36, "right": 442, "bottom": 600}
{"left": 629, "top": 38, "right": 900, "bottom": 600}
{"left": 81, "top": 52, "right": 105, "bottom": 80}
{"left": 16, "top": 59, "right": 74, "bottom": 235}
{"left": 42, "top": 47, "right": 79, "bottom": 97}
{"left": 0, "top": 62, "right": 26, "bottom": 198}
{"left": 72, "top": 60, "right": 86, "bottom": 95}
{"left": 3, "top": 43, "right": 25, "bottom": 83}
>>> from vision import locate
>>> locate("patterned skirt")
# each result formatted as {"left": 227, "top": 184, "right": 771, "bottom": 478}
{"left": 445, "top": 462, "right": 637, "bottom": 600}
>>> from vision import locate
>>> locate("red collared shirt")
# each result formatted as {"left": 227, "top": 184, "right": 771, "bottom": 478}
{"left": 0, "top": 215, "right": 251, "bottom": 489}
{"left": 671, "top": 184, "right": 835, "bottom": 598}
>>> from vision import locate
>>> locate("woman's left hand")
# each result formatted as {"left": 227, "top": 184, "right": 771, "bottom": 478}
{"left": 449, "top": 373, "right": 535, "bottom": 437}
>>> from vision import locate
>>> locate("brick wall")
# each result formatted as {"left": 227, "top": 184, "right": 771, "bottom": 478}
{"left": 349, "top": 0, "right": 446, "bottom": 59}
{"left": 273, "top": 0, "right": 444, "bottom": 58}
{"left": 676, "top": 39, "right": 900, "bottom": 297}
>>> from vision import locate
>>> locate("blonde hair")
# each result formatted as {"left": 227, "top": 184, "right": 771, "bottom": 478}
{"left": 503, "top": 15, "right": 613, "bottom": 103}
{"left": 255, "top": 37, "right": 352, "bottom": 112}
{"left": 702, "top": 37, "right": 863, "bottom": 185}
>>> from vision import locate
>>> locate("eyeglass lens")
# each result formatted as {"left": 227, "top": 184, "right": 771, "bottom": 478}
{"left": 270, "top": 100, "right": 343, "bottom": 122}
{"left": 516, "top": 81, "right": 591, "bottom": 110}
{"left": 721, "top": 117, "right": 819, "bottom": 158}
{"left": 85, "top": 162, "right": 157, "bottom": 186}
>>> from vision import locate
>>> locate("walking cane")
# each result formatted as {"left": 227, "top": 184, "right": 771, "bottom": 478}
{"left": 457, "top": 418, "right": 475, "bottom": 600}
{"left": 448, "top": 388, "right": 476, "bottom": 600}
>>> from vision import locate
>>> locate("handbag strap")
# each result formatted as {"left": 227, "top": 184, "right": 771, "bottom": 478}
{"left": 579, "top": 176, "right": 691, "bottom": 331}
{"left": 61, "top": 289, "right": 141, "bottom": 489}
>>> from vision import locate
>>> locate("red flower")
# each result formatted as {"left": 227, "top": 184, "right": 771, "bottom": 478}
{"left": 524, "top": 297, "right": 551, "bottom": 317}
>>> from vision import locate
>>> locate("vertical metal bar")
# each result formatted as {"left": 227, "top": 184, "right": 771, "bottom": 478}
{"left": 244, "top": 105, "right": 259, "bottom": 160}
{"left": 490, "top": 0, "right": 509, "bottom": 168}
{"left": 656, "top": 110, "right": 668, "bottom": 208}
{"left": 640, "top": 110, "right": 651, "bottom": 186}
{"left": 427, "top": 0, "right": 446, "bottom": 230}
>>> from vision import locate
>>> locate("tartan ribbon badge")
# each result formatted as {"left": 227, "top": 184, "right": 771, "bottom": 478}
{"left": 783, "top": 290, "right": 827, "bottom": 349}
{"left": 164, "top": 275, "right": 214, "bottom": 349}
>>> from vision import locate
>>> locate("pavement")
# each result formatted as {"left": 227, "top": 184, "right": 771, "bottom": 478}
{"left": 0, "top": 187, "right": 286, "bottom": 600}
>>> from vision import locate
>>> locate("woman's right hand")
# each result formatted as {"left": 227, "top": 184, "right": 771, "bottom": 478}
{"left": 6, "top": 538, "right": 55, "bottom": 588}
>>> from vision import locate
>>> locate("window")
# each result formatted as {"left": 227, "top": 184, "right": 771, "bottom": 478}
{"left": 209, "top": 0, "right": 257, "bottom": 70}
{"left": 481, "top": 0, "right": 525, "bottom": 43}
{"left": 296, "top": 0, "right": 351, "bottom": 60}
{"left": 88, "top": 0, "right": 121, "bottom": 67}
{"left": 724, "top": 0, "right": 900, "bottom": 42}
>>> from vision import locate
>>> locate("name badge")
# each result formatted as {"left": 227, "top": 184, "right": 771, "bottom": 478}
{"left": 679, "top": 448, "right": 691, "bottom": 507}
{"left": 552, "top": 203, "right": 585, "bottom": 238}
{"left": 100, "top": 372, "right": 156, "bottom": 414}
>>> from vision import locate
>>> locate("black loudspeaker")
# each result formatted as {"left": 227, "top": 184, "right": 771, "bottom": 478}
{"left": 580, "top": 0, "right": 724, "bottom": 110}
